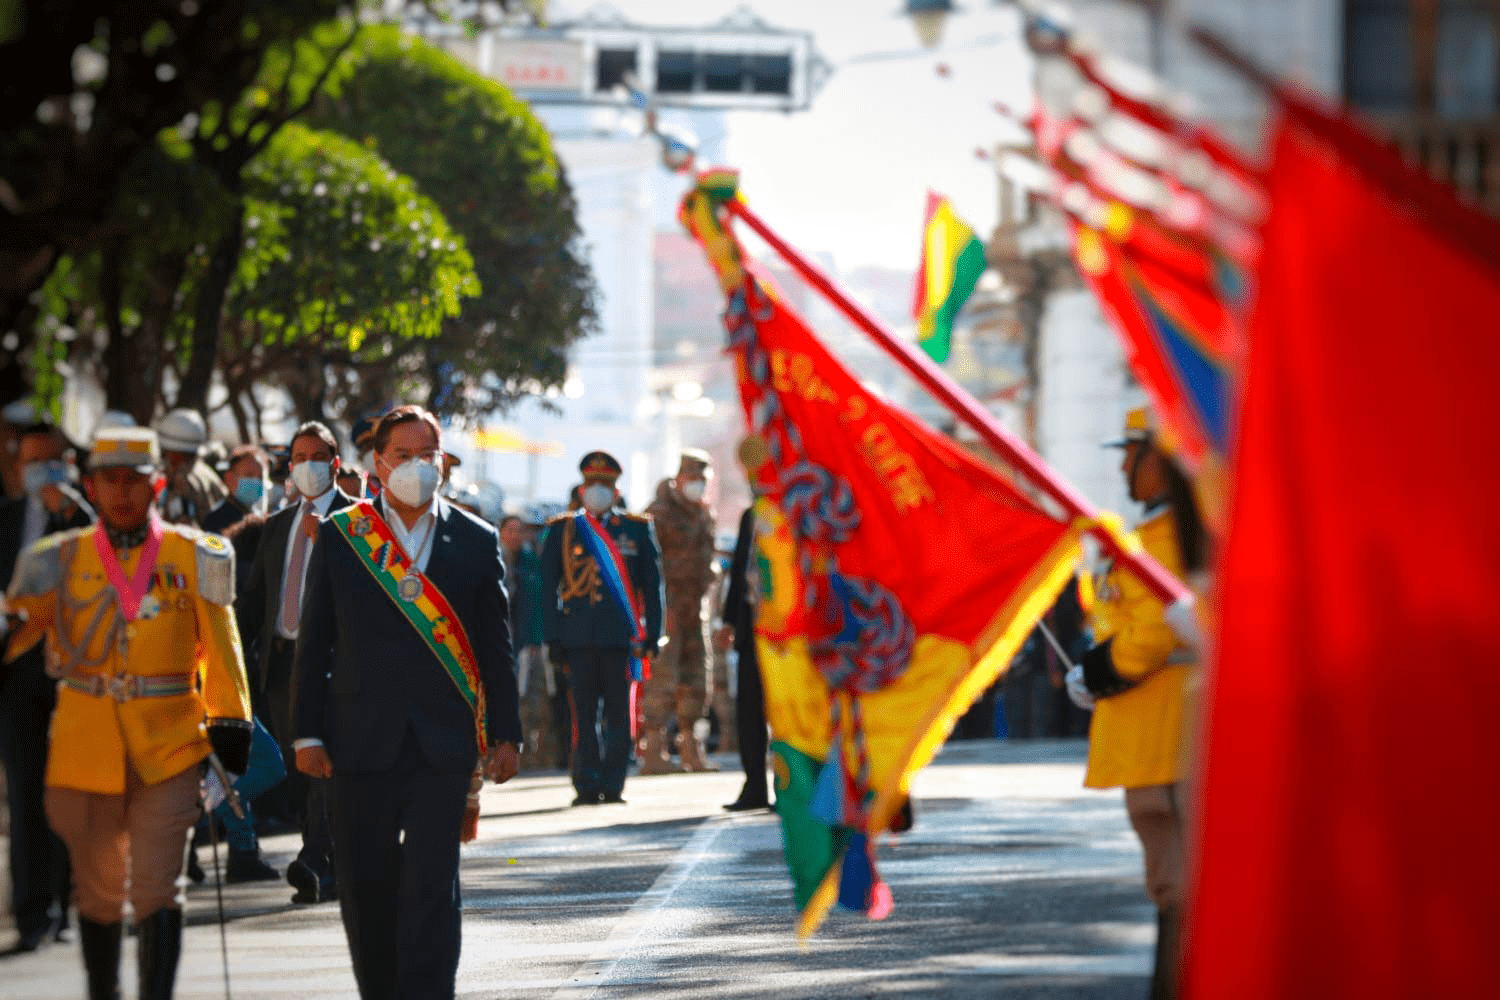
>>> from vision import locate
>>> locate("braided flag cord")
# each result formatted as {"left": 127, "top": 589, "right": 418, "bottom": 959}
{"left": 683, "top": 173, "right": 1084, "bottom": 937}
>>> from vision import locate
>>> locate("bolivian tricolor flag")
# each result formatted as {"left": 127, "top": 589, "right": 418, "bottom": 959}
{"left": 681, "top": 174, "right": 1081, "bottom": 938}
{"left": 911, "top": 192, "right": 987, "bottom": 363}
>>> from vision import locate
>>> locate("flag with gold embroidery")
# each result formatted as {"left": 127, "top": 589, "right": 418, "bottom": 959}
{"left": 681, "top": 174, "right": 1083, "bottom": 936}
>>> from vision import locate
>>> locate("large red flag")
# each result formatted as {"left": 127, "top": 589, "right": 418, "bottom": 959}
{"left": 680, "top": 172, "right": 1083, "bottom": 936}
{"left": 1185, "top": 116, "right": 1500, "bottom": 996}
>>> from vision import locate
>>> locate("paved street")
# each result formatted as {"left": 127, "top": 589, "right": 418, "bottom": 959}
{"left": 3, "top": 739, "right": 1154, "bottom": 999}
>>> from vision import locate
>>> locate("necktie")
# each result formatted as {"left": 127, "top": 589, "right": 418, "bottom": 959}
{"left": 279, "top": 503, "right": 317, "bottom": 636}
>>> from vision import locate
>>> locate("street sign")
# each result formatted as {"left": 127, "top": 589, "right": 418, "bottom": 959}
{"left": 490, "top": 39, "right": 586, "bottom": 95}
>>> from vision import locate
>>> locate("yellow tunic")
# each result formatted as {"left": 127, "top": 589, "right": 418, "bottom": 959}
{"left": 1083, "top": 510, "right": 1195, "bottom": 790}
{"left": 5, "top": 524, "right": 251, "bottom": 795}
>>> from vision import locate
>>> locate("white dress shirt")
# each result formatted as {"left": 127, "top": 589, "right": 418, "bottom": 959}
{"left": 380, "top": 494, "right": 440, "bottom": 572}
{"left": 275, "top": 486, "right": 339, "bottom": 640}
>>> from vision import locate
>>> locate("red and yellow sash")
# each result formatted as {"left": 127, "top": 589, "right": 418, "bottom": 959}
{"left": 331, "top": 501, "right": 488, "bottom": 756}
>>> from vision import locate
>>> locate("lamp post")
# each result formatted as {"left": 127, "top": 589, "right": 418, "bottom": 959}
{"left": 903, "top": 0, "right": 955, "bottom": 50}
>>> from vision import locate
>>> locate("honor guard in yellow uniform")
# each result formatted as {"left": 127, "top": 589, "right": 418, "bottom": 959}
{"left": 1073, "top": 407, "right": 1202, "bottom": 1000}
{"left": 4, "top": 426, "right": 252, "bottom": 1000}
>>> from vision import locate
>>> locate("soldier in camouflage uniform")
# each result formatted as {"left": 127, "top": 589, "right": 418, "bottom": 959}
{"left": 643, "top": 450, "right": 719, "bottom": 773}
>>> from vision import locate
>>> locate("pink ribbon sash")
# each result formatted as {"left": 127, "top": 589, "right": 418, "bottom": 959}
{"left": 92, "top": 512, "right": 165, "bottom": 621}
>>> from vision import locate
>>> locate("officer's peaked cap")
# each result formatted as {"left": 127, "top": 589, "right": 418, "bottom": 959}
{"left": 579, "top": 451, "right": 622, "bottom": 482}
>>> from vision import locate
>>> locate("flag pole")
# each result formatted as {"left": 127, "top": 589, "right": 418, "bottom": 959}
{"left": 723, "top": 197, "right": 1189, "bottom": 604}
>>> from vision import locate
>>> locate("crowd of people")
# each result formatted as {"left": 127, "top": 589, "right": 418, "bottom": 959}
{"left": 0, "top": 401, "right": 777, "bottom": 999}
{"left": 0, "top": 397, "right": 1199, "bottom": 999}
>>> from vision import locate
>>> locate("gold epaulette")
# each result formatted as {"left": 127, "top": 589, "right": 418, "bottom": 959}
{"left": 622, "top": 511, "right": 650, "bottom": 524}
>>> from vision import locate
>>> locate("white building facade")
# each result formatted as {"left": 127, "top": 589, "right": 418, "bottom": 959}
{"left": 1020, "top": 0, "right": 1342, "bottom": 519}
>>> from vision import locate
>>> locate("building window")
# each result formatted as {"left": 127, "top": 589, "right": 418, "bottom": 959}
{"left": 1345, "top": 0, "right": 1500, "bottom": 119}
{"left": 1346, "top": 0, "right": 1415, "bottom": 110}
{"left": 1436, "top": 1, "right": 1499, "bottom": 118}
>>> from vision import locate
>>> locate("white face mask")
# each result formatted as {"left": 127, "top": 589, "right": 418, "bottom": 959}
{"left": 582, "top": 484, "right": 615, "bottom": 515}
{"left": 680, "top": 479, "right": 706, "bottom": 503}
{"left": 290, "top": 459, "right": 333, "bottom": 499}
{"left": 382, "top": 456, "right": 441, "bottom": 508}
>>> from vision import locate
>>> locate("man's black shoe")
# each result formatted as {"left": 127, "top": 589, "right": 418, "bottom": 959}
{"left": 286, "top": 858, "right": 320, "bottom": 903}
{"left": 723, "top": 796, "right": 770, "bottom": 812}
{"left": 571, "top": 793, "right": 602, "bottom": 807}
{"left": 225, "top": 848, "right": 280, "bottom": 884}
{"left": 601, "top": 794, "right": 626, "bottom": 804}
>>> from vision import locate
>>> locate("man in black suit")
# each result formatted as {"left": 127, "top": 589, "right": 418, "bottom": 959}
{"left": 719, "top": 502, "right": 770, "bottom": 812}
{"left": 0, "top": 422, "right": 92, "bottom": 951}
{"left": 236, "top": 421, "right": 353, "bottom": 904}
{"left": 202, "top": 444, "right": 269, "bottom": 537}
{"left": 291, "top": 406, "right": 520, "bottom": 1000}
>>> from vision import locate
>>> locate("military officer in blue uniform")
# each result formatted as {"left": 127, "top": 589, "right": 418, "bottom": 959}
{"left": 540, "top": 452, "right": 663, "bottom": 806}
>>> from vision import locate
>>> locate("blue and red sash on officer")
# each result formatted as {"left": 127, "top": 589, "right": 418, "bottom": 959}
{"left": 570, "top": 510, "right": 649, "bottom": 682}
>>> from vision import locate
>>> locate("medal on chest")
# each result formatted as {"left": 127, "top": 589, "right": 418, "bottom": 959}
{"left": 398, "top": 572, "right": 424, "bottom": 603}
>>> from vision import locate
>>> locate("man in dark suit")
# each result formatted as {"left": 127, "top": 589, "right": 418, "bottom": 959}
{"left": 291, "top": 406, "right": 521, "bottom": 1000}
{"left": 236, "top": 421, "right": 353, "bottom": 904}
{"left": 720, "top": 502, "right": 770, "bottom": 812}
{"left": 540, "top": 452, "right": 663, "bottom": 807}
{"left": 202, "top": 444, "right": 269, "bottom": 537}
{"left": 0, "top": 422, "right": 92, "bottom": 951}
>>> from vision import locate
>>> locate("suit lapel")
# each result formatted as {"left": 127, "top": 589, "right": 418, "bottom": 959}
{"left": 269, "top": 505, "right": 297, "bottom": 578}
{"left": 421, "top": 500, "right": 456, "bottom": 593}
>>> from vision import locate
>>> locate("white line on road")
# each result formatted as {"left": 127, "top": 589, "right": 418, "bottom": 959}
{"left": 547, "top": 816, "right": 728, "bottom": 999}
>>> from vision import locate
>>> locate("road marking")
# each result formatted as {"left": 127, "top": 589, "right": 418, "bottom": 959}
{"left": 547, "top": 816, "right": 728, "bottom": 998}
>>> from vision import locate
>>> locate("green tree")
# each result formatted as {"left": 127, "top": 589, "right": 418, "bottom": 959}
{"left": 0, "top": 0, "right": 348, "bottom": 403}
{"left": 0, "top": 2, "right": 539, "bottom": 412}
{"left": 306, "top": 27, "right": 597, "bottom": 419}
{"left": 213, "top": 123, "right": 479, "bottom": 432}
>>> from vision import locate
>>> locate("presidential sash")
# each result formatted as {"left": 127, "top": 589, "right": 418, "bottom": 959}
{"left": 570, "top": 510, "right": 648, "bottom": 681}
{"left": 332, "top": 502, "right": 488, "bottom": 755}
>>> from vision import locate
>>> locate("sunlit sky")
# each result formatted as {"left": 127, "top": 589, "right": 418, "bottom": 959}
{"left": 550, "top": 0, "right": 1037, "bottom": 271}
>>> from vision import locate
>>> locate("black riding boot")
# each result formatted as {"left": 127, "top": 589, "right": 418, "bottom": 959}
{"left": 136, "top": 908, "right": 184, "bottom": 1000}
{"left": 1149, "top": 904, "right": 1180, "bottom": 1000}
{"left": 78, "top": 917, "right": 122, "bottom": 1000}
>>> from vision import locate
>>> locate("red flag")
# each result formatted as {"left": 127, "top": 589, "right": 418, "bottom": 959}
{"left": 1185, "top": 116, "right": 1500, "bottom": 997}
{"left": 680, "top": 174, "right": 1084, "bottom": 935}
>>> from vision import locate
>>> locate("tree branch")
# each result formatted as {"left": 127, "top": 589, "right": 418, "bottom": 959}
{"left": 246, "top": 23, "right": 363, "bottom": 162}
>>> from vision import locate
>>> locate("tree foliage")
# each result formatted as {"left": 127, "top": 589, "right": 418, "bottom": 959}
{"left": 0, "top": 1, "right": 545, "bottom": 414}
{"left": 0, "top": 0, "right": 349, "bottom": 400}
{"left": 306, "top": 27, "right": 598, "bottom": 419}
{"left": 216, "top": 123, "right": 479, "bottom": 426}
